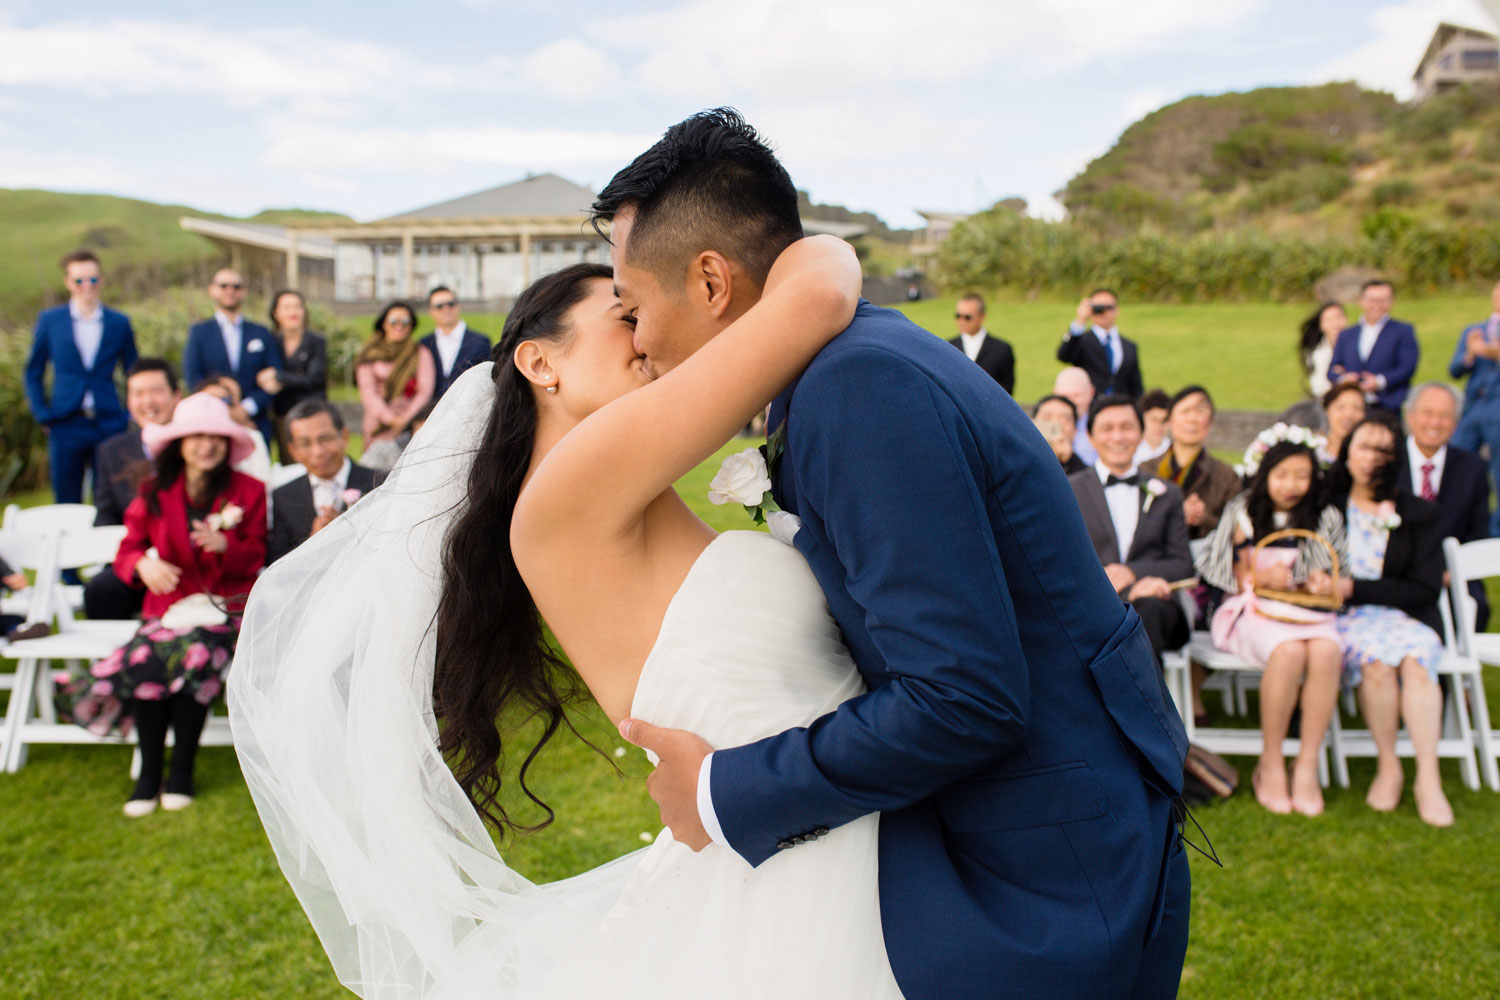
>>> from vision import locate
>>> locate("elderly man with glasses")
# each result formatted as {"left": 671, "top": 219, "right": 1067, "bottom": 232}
{"left": 420, "top": 285, "right": 491, "bottom": 403}
{"left": 183, "top": 268, "right": 282, "bottom": 446}
{"left": 24, "top": 248, "right": 139, "bottom": 505}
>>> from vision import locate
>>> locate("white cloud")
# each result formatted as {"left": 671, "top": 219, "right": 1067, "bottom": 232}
{"left": 0, "top": 148, "right": 135, "bottom": 191}
{"left": 1308, "top": 0, "right": 1495, "bottom": 97}
{"left": 519, "top": 38, "right": 622, "bottom": 101}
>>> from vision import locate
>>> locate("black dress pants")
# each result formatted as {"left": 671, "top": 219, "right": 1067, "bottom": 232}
{"left": 1132, "top": 596, "right": 1189, "bottom": 665}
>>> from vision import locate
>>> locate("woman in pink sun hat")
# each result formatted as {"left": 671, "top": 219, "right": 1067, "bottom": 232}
{"left": 56, "top": 392, "right": 266, "bottom": 817}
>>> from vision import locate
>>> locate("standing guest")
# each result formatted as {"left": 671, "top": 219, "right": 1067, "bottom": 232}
{"left": 1069, "top": 396, "right": 1192, "bottom": 667}
{"left": 194, "top": 377, "right": 273, "bottom": 484}
{"left": 1032, "top": 395, "right": 1086, "bottom": 474}
{"left": 420, "top": 286, "right": 490, "bottom": 403}
{"left": 1398, "top": 382, "right": 1491, "bottom": 629}
{"left": 24, "top": 249, "right": 139, "bottom": 504}
{"left": 1196, "top": 427, "right": 1347, "bottom": 816}
{"left": 1301, "top": 301, "right": 1348, "bottom": 399}
{"left": 183, "top": 268, "right": 282, "bottom": 446}
{"left": 86, "top": 359, "right": 181, "bottom": 621}
{"left": 1133, "top": 388, "right": 1172, "bottom": 468}
{"left": 1058, "top": 288, "right": 1144, "bottom": 400}
{"left": 1321, "top": 382, "right": 1367, "bottom": 465}
{"left": 1327, "top": 413, "right": 1453, "bottom": 826}
{"left": 356, "top": 301, "right": 435, "bottom": 472}
{"left": 946, "top": 292, "right": 1014, "bottom": 395}
{"left": 1147, "top": 385, "right": 1240, "bottom": 541}
{"left": 1328, "top": 279, "right": 1419, "bottom": 413}
{"left": 257, "top": 289, "right": 328, "bottom": 464}
{"left": 1053, "top": 366, "right": 1098, "bottom": 465}
{"left": 1450, "top": 276, "right": 1500, "bottom": 532}
{"left": 55, "top": 393, "right": 266, "bottom": 816}
{"left": 267, "top": 399, "right": 380, "bottom": 564}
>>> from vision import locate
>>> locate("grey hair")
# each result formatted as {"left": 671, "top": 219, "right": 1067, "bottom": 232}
{"left": 1405, "top": 381, "right": 1463, "bottom": 420}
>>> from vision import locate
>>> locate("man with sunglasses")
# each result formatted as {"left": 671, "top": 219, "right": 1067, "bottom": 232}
{"left": 24, "top": 248, "right": 139, "bottom": 505}
{"left": 946, "top": 293, "right": 1014, "bottom": 395}
{"left": 1058, "top": 288, "right": 1144, "bottom": 400}
{"left": 184, "top": 268, "right": 282, "bottom": 446}
{"left": 420, "top": 286, "right": 491, "bottom": 403}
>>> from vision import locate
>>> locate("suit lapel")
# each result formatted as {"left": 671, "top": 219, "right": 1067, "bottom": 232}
{"left": 975, "top": 337, "right": 996, "bottom": 369}
{"left": 57, "top": 312, "right": 86, "bottom": 372}
{"left": 1077, "top": 474, "right": 1121, "bottom": 564}
{"left": 1125, "top": 486, "right": 1153, "bottom": 562}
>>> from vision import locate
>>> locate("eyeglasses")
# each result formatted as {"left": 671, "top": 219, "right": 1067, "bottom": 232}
{"left": 955, "top": 312, "right": 976, "bottom": 321}
{"left": 214, "top": 282, "right": 245, "bottom": 290}
{"left": 292, "top": 433, "right": 342, "bottom": 450}
{"left": 386, "top": 318, "right": 413, "bottom": 328}
{"left": 431, "top": 300, "right": 458, "bottom": 310}
{"left": 70, "top": 276, "right": 100, "bottom": 286}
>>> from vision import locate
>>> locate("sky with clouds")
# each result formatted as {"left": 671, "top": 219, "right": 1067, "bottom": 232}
{"left": 0, "top": 0, "right": 1496, "bottom": 228}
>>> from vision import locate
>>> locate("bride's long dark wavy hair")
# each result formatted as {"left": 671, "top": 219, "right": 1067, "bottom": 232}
{"left": 433, "top": 261, "right": 614, "bottom": 835}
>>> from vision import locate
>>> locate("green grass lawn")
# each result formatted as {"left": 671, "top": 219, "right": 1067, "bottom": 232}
{"left": 5, "top": 441, "right": 1500, "bottom": 998}
{"left": 895, "top": 293, "right": 1495, "bottom": 411}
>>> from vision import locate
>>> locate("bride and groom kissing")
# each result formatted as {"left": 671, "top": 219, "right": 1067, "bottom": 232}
{"left": 231, "top": 108, "right": 1191, "bottom": 999}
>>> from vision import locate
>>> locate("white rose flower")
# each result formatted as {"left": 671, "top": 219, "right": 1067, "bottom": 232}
{"left": 708, "top": 447, "right": 773, "bottom": 507}
{"left": 218, "top": 503, "right": 245, "bottom": 530}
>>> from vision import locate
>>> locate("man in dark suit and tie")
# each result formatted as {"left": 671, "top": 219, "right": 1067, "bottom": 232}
{"left": 1069, "top": 395, "right": 1192, "bottom": 664}
{"left": 946, "top": 293, "right": 1014, "bottom": 395}
{"left": 24, "top": 249, "right": 139, "bottom": 504}
{"left": 267, "top": 399, "right": 380, "bottom": 564}
{"left": 1328, "top": 278, "right": 1420, "bottom": 414}
{"left": 1397, "top": 382, "right": 1491, "bottom": 630}
{"left": 421, "top": 286, "right": 491, "bottom": 403}
{"left": 1057, "top": 288, "right": 1144, "bottom": 400}
{"left": 183, "top": 268, "right": 281, "bottom": 445}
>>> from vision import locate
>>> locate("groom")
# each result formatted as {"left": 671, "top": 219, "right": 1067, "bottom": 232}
{"left": 608, "top": 110, "right": 1190, "bottom": 999}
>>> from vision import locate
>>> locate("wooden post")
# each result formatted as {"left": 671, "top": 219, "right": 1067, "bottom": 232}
{"left": 520, "top": 232, "right": 532, "bottom": 287}
{"left": 285, "top": 232, "right": 299, "bottom": 289}
{"left": 401, "top": 230, "right": 415, "bottom": 298}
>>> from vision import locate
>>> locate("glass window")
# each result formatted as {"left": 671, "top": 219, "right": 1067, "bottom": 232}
{"left": 1463, "top": 48, "right": 1499, "bottom": 70}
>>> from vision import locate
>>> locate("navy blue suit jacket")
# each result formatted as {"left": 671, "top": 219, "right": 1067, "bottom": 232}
{"left": 421, "top": 329, "right": 492, "bottom": 402}
{"left": 183, "top": 317, "right": 281, "bottom": 442}
{"left": 1327, "top": 318, "right": 1420, "bottom": 409}
{"left": 1449, "top": 320, "right": 1500, "bottom": 409}
{"left": 712, "top": 302, "right": 1189, "bottom": 999}
{"left": 24, "top": 305, "right": 138, "bottom": 425}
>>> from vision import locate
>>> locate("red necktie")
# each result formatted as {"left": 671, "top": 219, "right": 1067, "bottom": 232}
{"left": 1420, "top": 462, "right": 1436, "bottom": 502}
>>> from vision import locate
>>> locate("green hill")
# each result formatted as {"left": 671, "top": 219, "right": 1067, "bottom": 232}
{"left": 1060, "top": 81, "right": 1500, "bottom": 238}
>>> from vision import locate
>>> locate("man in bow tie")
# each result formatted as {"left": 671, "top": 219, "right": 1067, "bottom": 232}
{"left": 1069, "top": 395, "right": 1192, "bottom": 667}
{"left": 267, "top": 399, "right": 380, "bottom": 564}
{"left": 183, "top": 268, "right": 282, "bottom": 446}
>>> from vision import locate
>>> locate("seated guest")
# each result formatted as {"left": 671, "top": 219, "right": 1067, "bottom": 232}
{"left": 357, "top": 301, "right": 435, "bottom": 472}
{"left": 55, "top": 393, "right": 266, "bottom": 816}
{"left": 1053, "top": 366, "right": 1097, "bottom": 465}
{"left": 1196, "top": 426, "right": 1347, "bottom": 816}
{"left": 1068, "top": 396, "right": 1191, "bottom": 667}
{"left": 1397, "top": 382, "right": 1490, "bottom": 630}
{"left": 1133, "top": 388, "right": 1171, "bottom": 468}
{"left": 1327, "top": 413, "right": 1453, "bottom": 827}
{"left": 1146, "top": 385, "right": 1240, "bottom": 541}
{"left": 1032, "top": 395, "right": 1086, "bottom": 474}
{"left": 1320, "top": 382, "right": 1366, "bottom": 465}
{"left": 86, "top": 358, "right": 181, "bottom": 620}
{"left": 268, "top": 399, "right": 380, "bottom": 564}
{"left": 258, "top": 289, "right": 328, "bottom": 464}
{"left": 193, "top": 375, "right": 273, "bottom": 483}
{"left": 1, "top": 554, "right": 27, "bottom": 637}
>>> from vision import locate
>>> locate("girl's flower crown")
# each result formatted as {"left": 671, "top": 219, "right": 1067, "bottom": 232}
{"left": 1235, "top": 422, "right": 1327, "bottom": 478}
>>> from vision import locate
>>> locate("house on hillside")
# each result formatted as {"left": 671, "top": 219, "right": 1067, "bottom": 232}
{"left": 1412, "top": 21, "right": 1500, "bottom": 102}
{"left": 911, "top": 210, "right": 970, "bottom": 262}
{"left": 182, "top": 172, "right": 869, "bottom": 311}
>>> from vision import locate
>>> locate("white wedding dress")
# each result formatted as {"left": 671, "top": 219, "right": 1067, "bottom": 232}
{"left": 229, "top": 363, "right": 903, "bottom": 1000}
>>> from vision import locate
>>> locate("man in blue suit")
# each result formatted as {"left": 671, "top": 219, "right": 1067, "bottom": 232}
{"left": 1450, "top": 277, "right": 1500, "bottom": 534}
{"left": 1327, "top": 279, "right": 1420, "bottom": 413}
{"left": 24, "top": 249, "right": 139, "bottom": 504}
{"left": 183, "top": 268, "right": 281, "bottom": 444}
{"left": 420, "top": 286, "right": 491, "bottom": 403}
{"left": 609, "top": 110, "right": 1189, "bottom": 1000}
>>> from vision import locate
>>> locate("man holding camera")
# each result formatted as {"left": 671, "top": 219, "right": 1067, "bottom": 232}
{"left": 1058, "top": 289, "right": 1144, "bottom": 400}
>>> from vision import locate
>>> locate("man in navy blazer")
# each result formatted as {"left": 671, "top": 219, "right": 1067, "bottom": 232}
{"left": 1327, "top": 279, "right": 1420, "bottom": 412}
{"left": 1450, "top": 277, "right": 1500, "bottom": 535}
{"left": 24, "top": 249, "right": 139, "bottom": 504}
{"left": 183, "top": 268, "right": 281, "bottom": 444}
{"left": 605, "top": 111, "right": 1189, "bottom": 1000}
{"left": 421, "top": 286, "right": 492, "bottom": 402}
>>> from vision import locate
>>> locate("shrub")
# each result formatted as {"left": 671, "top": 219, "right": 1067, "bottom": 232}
{"left": 1371, "top": 179, "right": 1418, "bottom": 207}
{"left": 1241, "top": 165, "right": 1352, "bottom": 214}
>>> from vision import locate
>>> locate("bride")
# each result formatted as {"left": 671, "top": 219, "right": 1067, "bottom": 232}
{"left": 229, "top": 237, "right": 906, "bottom": 998}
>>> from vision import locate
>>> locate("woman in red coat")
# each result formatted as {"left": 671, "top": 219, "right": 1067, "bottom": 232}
{"left": 57, "top": 392, "right": 266, "bottom": 816}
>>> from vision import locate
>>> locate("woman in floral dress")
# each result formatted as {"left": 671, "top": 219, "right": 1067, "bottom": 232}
{"left": 57, "top": 392, "right": 267, "bottom": 817}
{"left": 1327, "top": 413, "right": 1453, "bottom": 827}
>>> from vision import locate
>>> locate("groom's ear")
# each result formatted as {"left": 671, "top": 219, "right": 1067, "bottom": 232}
{"left": 689, "top": 250, "right": 736, "bottom": 321}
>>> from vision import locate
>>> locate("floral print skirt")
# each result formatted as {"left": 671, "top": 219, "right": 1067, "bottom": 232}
{"left": 1335, "top": 605, "right": 1442, "bottom": 689}
{"left": 54, "top": 617, "right": 239, "bottom": 738}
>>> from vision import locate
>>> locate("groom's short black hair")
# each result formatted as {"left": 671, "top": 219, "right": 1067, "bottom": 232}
{"left": 590, "top": 107, "right": 803, "bottom": 289}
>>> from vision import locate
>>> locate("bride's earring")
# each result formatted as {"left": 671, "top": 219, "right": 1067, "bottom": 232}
{"left": 545, "top": 382, "right": 557, "bottom": 394}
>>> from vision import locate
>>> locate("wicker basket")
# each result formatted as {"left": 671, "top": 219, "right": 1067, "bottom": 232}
{"left": 1251, "top": 528, "right": 1342, "bottom": 622}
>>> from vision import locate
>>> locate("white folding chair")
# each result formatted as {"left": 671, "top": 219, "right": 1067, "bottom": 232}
{"left": 3, "top": 503, "right": 103, "bottom": 614}
{"left": 1442, "top": 536, "right": 1500, "bottom": 790}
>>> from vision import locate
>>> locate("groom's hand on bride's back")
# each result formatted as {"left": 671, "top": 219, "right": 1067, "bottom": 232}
{"left": 619, "top": 719, "right": 714, "bottom": 851}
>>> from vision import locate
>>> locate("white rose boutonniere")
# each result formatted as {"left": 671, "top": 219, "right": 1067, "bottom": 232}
{"left": 340, "top": 488, "right": 363, "bottom": 510}
{"left": 709, "top": 447, "right": 778, "bottom": 525}
{"left": 1373, "top": 500, "right": 1402, "bottom": 531}
{"left": 1141, "top": 478, "right": 1167, "bottom": 513}
{"left": 205, "top": 503, "right": 245, "bottom": 532}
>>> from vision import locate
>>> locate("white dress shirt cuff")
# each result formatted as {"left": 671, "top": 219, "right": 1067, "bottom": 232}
{"left": 696, "top": 752, "right": 726, "bottom": 847}
{"left": 242, "top": 397, "right": 259, "bottom": 416}
{"left": 1375, "top": 374, "right": 1388, "bottom": 391}
{"left": 1068, "top": 322, "right": 1086, "bottom": 337}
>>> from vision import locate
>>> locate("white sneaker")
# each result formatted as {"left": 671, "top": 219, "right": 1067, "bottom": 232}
{"left": 160, "top": 793, "right": 194, "bottom": 812}
{"left": 123, "top": 797, "right": 158, "bottom": 818}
